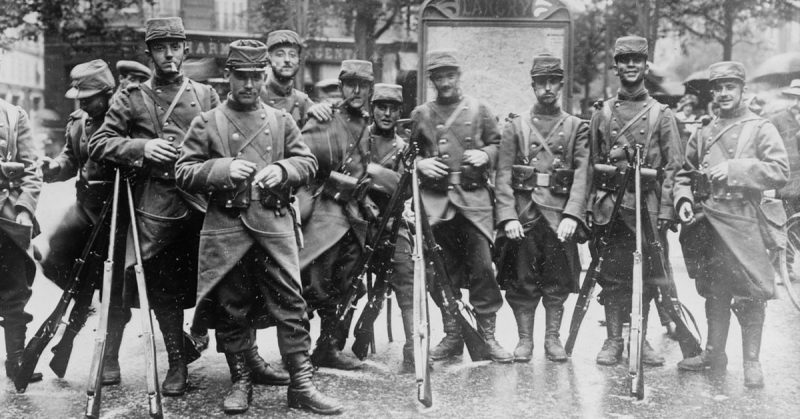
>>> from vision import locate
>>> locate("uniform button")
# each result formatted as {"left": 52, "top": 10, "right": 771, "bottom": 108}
{"left": 261, "top": 114, "right": 266, "bottom": 119}
{"left": 436, "top": 124, "right": 444, "bottom": 130}
{"left": 156, "top": 89, "right": 162, "bottom": 93}
{"left": 346, "top": 157, "right": 353, "bottom": 163}
{"left": 612, "top": 145, "right": 618, "bottom": 149}
{"left": 237, "top": 152, "right": 242, "bottom": 157}
{"left": 611, "top": 130, "right": 618, "bottom": 136}
{"left": 232, "top": 133, "right": 240, "bottom": 140}
{"left": 532, "top": 157, "right": 538, "bottom": 162}
{"left": 158, "top": 106, "right": 164, "bottom": 110}
{"left": 642, "top": 116, "right": 647, "bottom": 120}
{"left": 728, "top": 149, "right": 734, "bottom": 154}
{"left": 439, "top": 139, "right": 447, "bottom": 144}
{"left": 168, "top": 136, "right": 175, "bottom": 141}
{"left": 270, "top": 100, "right": 276, "bottom": 104}
{"left": 533, "top": 117, "right": 539, "bottom": 122}
{"left": 226, "top": 200, "right": 232, "bottom": 205}
{"left": 392, "top": 143, "right": 397, "bottom": 148}
{"left": 267, "top": 146, "right": 272, "bottom": 151}
{"left": 558, "top": 145, "right": 563, "bottom": 150}
{"left": 559, "top": 132, "right": 564, "bottom": 136}
{"left": 614, "top": 102, "right": 620, "bottom": 108}
{"left": 163, "top": 172, "right": 169, "bottom": 177}
{"left": 465, "top": 121, "right": 472, "bottom": 126}
{"left": 164, "top": 121, "right": 170, "bottom": 127}
{"left": 191, "top": 101, "right": 196, "bottom": 107}
{"left": 639, "top": 129, "right": 645, "bottom": 134}
{"left": 465, "top": 137, "right": 472, "bottom": 141}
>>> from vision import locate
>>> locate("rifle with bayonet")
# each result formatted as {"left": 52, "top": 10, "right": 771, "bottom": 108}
{"left": 411, "top": 160, "right": 432, "bottom": 407}
{"left": 629, "top": 145, "right": 645, "bottom": 400}
{"left": 14, "top": 191, "right": 113, "bottom": 392}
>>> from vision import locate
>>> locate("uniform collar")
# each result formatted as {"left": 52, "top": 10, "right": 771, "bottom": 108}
{"left": 152, "top": 73, "right": 184, "bottom": 87}
{"left": 266, "top": 76, "right": 293, "bottom": 97}
{"left": 435, "top": 93, "right": 463, "bottom": 106}
{"left": 533, "top": 102, "right": 561, "bottom": 116}
{"left": 225, "top": 96, "right": 262, "bottom": 112}
{"left": 616, "top": 86, "right": 649, "bottom": 101}
{"left": 719, "top": 103, "right": 749, "bottom": 120}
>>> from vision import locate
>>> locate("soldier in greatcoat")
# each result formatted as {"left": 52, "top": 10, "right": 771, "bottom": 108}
{"left": 674, "top": 61, "right": 789, "bottom": 389}
{"left": 40, "top": 60, "right": 129, "bottom": 385}
{"left": 411, "top": 50, "right": 512, "bottom": 363}
{"left": 588, "top": 36, "right": 682, "bottom": 367}
{"left": 766, "top": 79, "right": 800, "bottom": 214}
{"left": 298, "top": 60, "right": 383, "bottom": 370}
{"left": 0, "top": 83, "right": 42, "bottom": 386}
{"left": 494, "top": 55, "right": 590, "bottom": 363}
{"left": 176, "top": 40, "right": 341, "bottom": 415}
{"left": 259, "top": 30, "right": 315, "bottom": 127}
{"left": 89, "top": 17, "right": 219, "bottom": 396}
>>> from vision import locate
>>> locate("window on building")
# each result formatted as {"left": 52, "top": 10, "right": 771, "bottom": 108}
{"left": 216, "top": 0, "right": 248, "bottom": 32}
{"left": 32, "top": 97, "right": 41, "bottom": 111}
{"left": 146, "top": 0, "right": 181, "bottom": 18}
{"left": 11, "top": 95, "right": 20, "bottom": 106}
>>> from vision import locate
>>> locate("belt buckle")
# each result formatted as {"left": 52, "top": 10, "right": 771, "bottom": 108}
{"left": 536, "top": 173, "right": 551, "bottom": 187}
{"left": 449, "top": 171, "right": 462, "bottom": 185}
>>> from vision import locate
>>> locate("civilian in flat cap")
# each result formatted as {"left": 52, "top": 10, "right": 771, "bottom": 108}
{"left": 89, "top": 16, "right": 220, "bottom": 396}
{"left": 39, "top": 59, "right": 131, "bottom": 386}
{"left": 410, "top": 49, "right": 511, "bottom": 363}
{"left": 587, "top": 35, "right": 681, "bottom": 367}
{"left": 494, "top": 54, "right": 590, "bottom": 363}
{"left": 177, "top": 39, "right": 341, "bottom": 415}
{"left": 674, "top": 61, "right": 788, "bottom": 388}
{"left": 116, "top": 60, "right": 152, "bottom": 91}
{"left": 296, "top": 59, "right": 376, "bottom": 370}
{"left": 0, "top": 60, "right": 42, "bottom": 386}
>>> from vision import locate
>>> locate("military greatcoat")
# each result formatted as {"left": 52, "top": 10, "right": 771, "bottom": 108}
{"left": 674, "top": 106, "right": 788, "bottom": 300}
{"left": 260, "top": 79, "right": 314, "bottom": 128}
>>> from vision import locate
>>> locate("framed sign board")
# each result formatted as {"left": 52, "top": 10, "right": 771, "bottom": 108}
{"left": 418, "top": 0, "right": 573, "bottom": 119}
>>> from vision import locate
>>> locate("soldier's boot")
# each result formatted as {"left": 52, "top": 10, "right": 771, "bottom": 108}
{"left": 641, "top": 306, "right": 665, "bottom": 367}
{"left": 596, "top": 304, "right": 624, "bottom": 366}
{"left": 678, "top": 297, "right": 730, "bottom": 371}
{"left": 510, "top": 307, "right": 534, "bottom": 363}
{"left": 286, "top": 352, "right": 344, "bottom": 415}
{"left": 223, "top": 351, "right": 252, "bottom": 414}
{"left": 400, "top": 307, "right": 415, "bottom": 369}
{"left": 310, "top": 311, "right": 362, "bottom": 370}
{"left": 544, "top": 306, "right": 568, "bottom": 362}
{"left": 245, "top": 345, "right": 290, "bottom": 385}
{"left": 476, "top": 313, "right": 513, "bottom": 363}
{"left": 3, "top": 325, "right": 43, "bottom": 383}
{"left": 101, "top": 308, "right": 130, "bottom": 385}
{"left": 428, "top": 309, "right": 463, "bottom": 360}
{"left": 735, "top": 300, "right": 766, "bottom": 389}
{"left": 156, "top": 309, "right": 188, "bottom": 396}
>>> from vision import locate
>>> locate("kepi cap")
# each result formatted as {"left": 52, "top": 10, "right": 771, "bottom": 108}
{"left": 782, "top": 79, "right": 800, "bottom": 97}
{"left": 266, "top": 30, "right": 302, "bottom": 52}
{"left": 116, "top": 60, "right": 151, "bottom": 79}
{"left": 530, "top": 54, "right": 563, "bottom": 78}
{"left": 226, "top": 39, "right": 269, "bottom": 71}
{"left": 708, "top": 61, "right": 746, "bottom": 83}
{"left": 371, "top": 83, "right": 403, "bottom": 103}
{"left": 614, "top": 35, "right": 648, "bottom": 59}
{"left": 339, "top": 60, "right": 374, "bottom": 81}
{"left": 65, "top": 59, "right": 115, "bottom": 99}
{"left": 145, "top": 17, "right": 186, "bottom": 43}
{"left": 426, "top": 49, "right": 459, "bottom": 72}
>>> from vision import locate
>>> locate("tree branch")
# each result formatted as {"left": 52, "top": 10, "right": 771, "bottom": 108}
{"left": 373, "top": 1, "right": 400, "bottom": 39}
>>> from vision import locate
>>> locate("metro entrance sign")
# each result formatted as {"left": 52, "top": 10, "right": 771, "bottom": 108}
{"left": 417, "top": 0, "right": 574, "bottom": 118}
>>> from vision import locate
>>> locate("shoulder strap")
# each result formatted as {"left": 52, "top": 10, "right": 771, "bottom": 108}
{"left": 703, "top": 117, "right": 760, "bottom": 159}
{"left": 562, "top": 115, "right": 579, "bottom": 168}
{"left": 526, "top": 112, "right": 569, "bottom": 160}
{"left": 641, "top": 102, "right": 665, "bottom": 155}
{"left": 734, "top": 119, "right": 767, "bottom": 159}
{"left": 519, "top": 116, "right": 531, "bottom": 162}
{"left": 214, "top": 109, "right": 232, "bottom": 157}
{"left": 266, "top": 106, "right": 283, "bottom": 158}
{"left": 613, "top": 99, "right": 659, "bottom": 146}
{"left": 140, "top": 78, "right": 191, "bottom": 133}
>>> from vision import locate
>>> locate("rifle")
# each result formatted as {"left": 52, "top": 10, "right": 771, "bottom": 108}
{"left": 629, "top": 145, "right": 645, "bottom": 400}
{"left": 14, "top": 190, "right": 113, "bottom": 392}
{"left": 411, "top": 160, "right": 432, "bottom": 407}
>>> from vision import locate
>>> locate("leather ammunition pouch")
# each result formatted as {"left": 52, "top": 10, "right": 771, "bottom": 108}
{"left": 635, "top": 167, "right": 661, "bottom": 193}
{"left": 420, "top": 171, "right": 454, "bottom": 192}
{"left": 551, "top": 168, "right": 574, "bottom": 196}
{"left": 511, "top": 165, "right": 573, "bottom": 195}
{"left": 511, "top": 165, "right": 538, "bottom": 191}
{"left": 76, "top": 178, "right": 113, "bottom": 204}
{"left": 0, "top": 162, "right": 25, "bottom": 189}
{"left": 322, "top": 171, "right": 365, "bottom": 203}
{"left": 593, "top": 163, "right": 625, "bottom": 192}
{"left": 689, "top": 171, "right": 712, "bottom": 201}
{"left": 460, "top": 164, "right": 488, "bottom": 191}
{"left": 214, "top": 182, "right": 251, "bottom": 209}
{"left": 251, "top": 186, "right": 292, "bottom": 211}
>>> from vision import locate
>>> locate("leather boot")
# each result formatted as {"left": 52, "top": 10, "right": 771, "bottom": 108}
{"left": 400, "top": 307, "right": 414, "bottom": 369}
{"left": 476, "top": 313, "right": 513, "bottom": 363}
{"left": 286, "top": 352, "right": 344, "bottom": 415}
{"left": 735, "top": 300, "right": 765, "bottom": 388}
{"left": 511, "top": 307, "right": 534, "bottom": 363}
{"left": 544, "top": 305, "right": 567, "bottom": 362}
{"left": 596, "top": 304, "right": 624, "bottom": 365}
{"left": 101, "top": 309, "right": 129, "bottom": 385}
{"left": 156, "top": 309, "right": 188, "bottom": 396}
{"left": 641, "top": 305, "right": 665, "bottom": 367}
{"left": 310, "top": 311, "right": 362, "bottom": 370}
{"left": 428, "top": 309, "right": 463, "bottom": 360}
{"left": 4, "top": 325, "right": 42, "bottom": 383}
{"left": 678, "top": 297, "right": 730, "bottom": 371}
{"left": 245, "top": 346, "right": 290, "bottom": 385}
{"left": 223, "top": 352, "right": 253, "bottom": 414}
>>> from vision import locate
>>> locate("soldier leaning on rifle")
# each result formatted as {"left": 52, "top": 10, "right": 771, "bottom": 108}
{"left": 674, "top": 61, "right": 789, "bottom": 389}
{"left": 365, "top": 83, "right": 416, "bottom": 368}
{"left": 494, "top": 55, "right": 590, "bottom": 363}
{"left": 412, "top": 50, "right": 512, "bottom": 363}
{"left": 116, "top": 60, "right": 152, "bottom": 91}
{"left": 0, "top": 76, "right": 42, "bottom": 386}
{"left": 588, "top": 36, "right": 682, "bottom": 367}
{"left": 40, "top": 60, "right": 130, "bottom": 385}
{"left": 176, "top": 40, "right": 342, "bottom": 415}
{"left": 89, "top": 17, "right": 219, "bottom": 396}
{"left": 297, "top": 60, "right": 381, "bottom": 371}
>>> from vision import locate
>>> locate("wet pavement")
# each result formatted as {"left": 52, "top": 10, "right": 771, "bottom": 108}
{"left": 2, "top": 182, "right": 800, "bottom": 418}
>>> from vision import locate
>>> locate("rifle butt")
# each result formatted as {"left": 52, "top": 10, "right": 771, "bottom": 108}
{"left": 456, "top": 314, "right": 491, "bottom": 362}
{"left": 351, "top": 307, "right": 379, "bottom": 360}
{"left": 85, "top": 340, "right": 105, "bottom": 418}
{"left": 564, "top": 260, "right": 600, "bottom": 356}
{"left": 417, "top": 377, "right": 433, "bottom": 407}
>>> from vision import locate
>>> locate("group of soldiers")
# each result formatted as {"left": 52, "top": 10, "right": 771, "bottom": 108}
{"left": 0, "top": 14, "right": 790, "bottom": 416}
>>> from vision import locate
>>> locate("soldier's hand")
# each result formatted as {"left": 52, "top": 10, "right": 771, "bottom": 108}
{"left": 708, "top": 161, "right": 729, "bottom": 182}
{"left": 308, "top": 103, "right": 333, "bottom": 122}
{"left": 417, "top": 158, "right": 449, "bottom": 179}
{"left": 15, "top": 208, "right": 33, "bottom": 226}
{"left": 254, "top": 164, "right": 285, "bottom": 189}
{"left": 229, "top": 159, "right": 257, "bottom": 182}
{"left": 40, "top": 156, "right": 60, "bottom": 180}
{"left": 678, "top": 201, "right": 695, "bottom": 225}
{"left": 658, "top": 218, "right": 677, "bottom": 233}
{"left": 462, "top": 150, "right": 489, "bottom": 167}
{"left": 557, "top": 217, "right": 578, "bottom": 242}
{"left": 505, "top": 220, "right": 525, "bottom": 240}
{"left": 402, "top": 198, "right": 415, "bottom": 225}
{"left": 144, "top": 139, "right": 179, "bottom": 164}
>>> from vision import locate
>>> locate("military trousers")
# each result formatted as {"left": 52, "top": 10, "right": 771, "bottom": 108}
{"left": 213, "top": 245, "right": 311, "bottom": 355}
{"left": 387, "top": 230, "right": 414, "bottom": 310}
{"left": 595, "top": 218, "right": 660, "bottom": 308}
{"left": 0, "top": 232, "right": 33, "bottom": 328}
{"left": 301, "top": 230, "right": 363, "bottom": 313}
{"left": 431, "top": 213, "right": 503, "bottom": 314}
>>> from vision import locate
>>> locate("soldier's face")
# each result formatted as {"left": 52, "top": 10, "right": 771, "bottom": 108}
{"left": 147, "top": 40, "right": 188, "bottom": 76}
{"left": 79, "top": 93, "right": 110, "bottom": 119}
{"left": 532, "top": 76, "right": 563, "bottom": 106}
{"left": 226, "top": 69, "right": 266, "bottom": 107}
{"left": 712, "top": 80, "right": 745, "bottom": 113}
{"left": 269, "top": 46, "right": 300, "bottom": 80}
{"left": 614, "top": 54, "right": 647, "bottom": 86}
{"left": 340, "top": 78, "right": 372, "bottom": 111}
{"left": 430, "top": 68, "right": 461, "bottom": 99}
{"left": 372, "top": 101, "right": 401, "bottom": 131}
{"left": 119, "top": 74, "right": 149, "bottom": 90}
